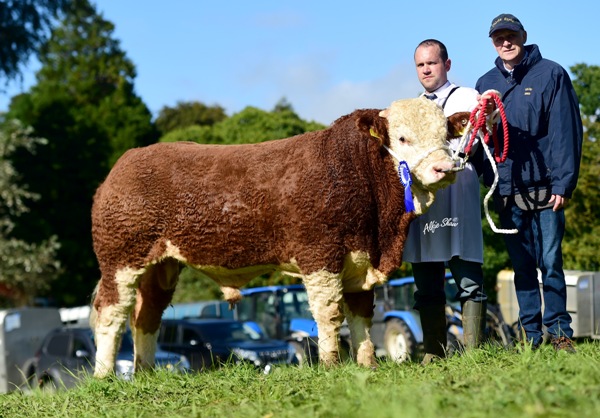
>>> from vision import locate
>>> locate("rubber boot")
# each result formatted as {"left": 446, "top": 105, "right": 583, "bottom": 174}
{"left": 419, "top": 304, "right": 447, "bottom": 365}
{"left": 461, "top": 300, "right": 486, "bottom": 349}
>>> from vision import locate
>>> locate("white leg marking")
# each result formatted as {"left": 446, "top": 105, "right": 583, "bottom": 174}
{"left": 303, "top": 270, "right": 344, "bottom": 365}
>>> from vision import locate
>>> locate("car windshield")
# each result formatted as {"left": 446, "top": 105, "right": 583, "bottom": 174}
{"left": 196, "top": 321, "right": 264, "bottom": 343}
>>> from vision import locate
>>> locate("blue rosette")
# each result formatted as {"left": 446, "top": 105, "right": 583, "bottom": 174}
{"left": 398, "top": 161, "right": 415, "bottom": 212}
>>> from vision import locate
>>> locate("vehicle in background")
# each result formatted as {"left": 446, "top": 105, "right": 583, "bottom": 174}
{"left": 157, "top": 318, "right": 298, "bottom": 373}
{"left": 0, "top": 307, "right": 63, "bottom": 393}
{"left": 371, "top": 273, "right": 515, "bottom": 363}
{"left": 162, "top": 300, "right": 233, "bottom": 320}
{"left": 33, "top": 327, "right": 189, "bottom": 390}
{"left": 497, "top": 269, "right": 600, "bottom": 340}
{"left": 238, "top": 285, "right": 351, "bottom": 364}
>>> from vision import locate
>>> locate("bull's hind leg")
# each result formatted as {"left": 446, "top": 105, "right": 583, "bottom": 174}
{"left": 91, "top": 267, "right": 142, "bottom": 378}
{"left": 303, "top": 271, "right": 345, "bottom": 366}
{"left": 343, "top": 290, "right": 377, "bottom": 368}
{"left": 130, "top": 258, "right": 180, "bottom": 372}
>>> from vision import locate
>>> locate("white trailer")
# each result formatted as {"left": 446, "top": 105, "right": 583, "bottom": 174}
{"left": 497, "top": 269, "right": 600, "bottom": 339}
{"left": 0, "top": 307, "right": 62, "bottom": 393}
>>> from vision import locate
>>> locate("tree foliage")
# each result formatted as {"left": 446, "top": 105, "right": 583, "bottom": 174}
{"left": 217, "top": 105, "right": 326, "bottom": 144}
{"left": 563, "top": 63, "right": 600, "bottom": 271}
{"left": 0, "top": 119, "right": 61, "bottom": 307}
{"left": 155, "top": 101, "right": 227, "bottom": 136}
{"left": 0, "top": 0, "right": 69, "bottom": 83}
{"left": 159, "top": 104, "right": 326, "bottom": 145}
{"left": 6, "top": 0, "right": 156, "bottom": 306}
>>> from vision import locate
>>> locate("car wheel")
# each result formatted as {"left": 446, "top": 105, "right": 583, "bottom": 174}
{"left": 384, "top": 318, "right": 416, "bottom": 363}
{"left": 289, "top": 340, "right": 309, "bottom": 366}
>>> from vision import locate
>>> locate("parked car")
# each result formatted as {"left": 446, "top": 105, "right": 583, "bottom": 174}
{"left": 158, "top": 318, "right": 298, "bottom": 372}
{"left": 162, "top": 300, "right": 233, "bottom": 320}
{"left": 33, "top": 327, "right": 190, "bottom": 390}
{"left": 236, "top": 285, "right": 351, "bottom": 364}
{"left": 0, "top": 307, "right": 63, "bottom": 393}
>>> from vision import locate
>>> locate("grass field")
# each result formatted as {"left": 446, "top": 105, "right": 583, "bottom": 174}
{"left": 1, "top": 340, "right": 599, "bottom": 418}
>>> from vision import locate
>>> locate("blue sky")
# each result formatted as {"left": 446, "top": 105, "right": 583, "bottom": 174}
{"left": 1, "top": 1, "right": 597, "bottom": 125}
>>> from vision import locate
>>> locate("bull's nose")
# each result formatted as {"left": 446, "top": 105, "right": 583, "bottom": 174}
{"left": 434, "top": 161, "right": 456, "bottom": 173}
{"left": 440, "top": 161, "right": 466, "bottom": 172}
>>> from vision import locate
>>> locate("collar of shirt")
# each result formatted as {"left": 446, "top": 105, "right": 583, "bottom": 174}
{"left": 422, "top": 81, "right": 455, "bottom": 106}
{"left": 503, "top": 49, "right": 529, "bottom": 73}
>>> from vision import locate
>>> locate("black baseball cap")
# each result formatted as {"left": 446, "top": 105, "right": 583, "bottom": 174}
{"left": 489, "top": 13, "right": 525, "bottom": 37}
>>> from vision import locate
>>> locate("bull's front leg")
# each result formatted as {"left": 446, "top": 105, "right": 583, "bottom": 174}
{"left": 303, "top": 270, "right": 345, "bottom": 366}
{"left": 343, "top": 289, "right": 377, "bottom": 368}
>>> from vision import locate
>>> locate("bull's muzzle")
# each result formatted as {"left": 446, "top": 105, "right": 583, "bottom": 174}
{"left": 441, "top": 154, "right": 468, "bottom": 172}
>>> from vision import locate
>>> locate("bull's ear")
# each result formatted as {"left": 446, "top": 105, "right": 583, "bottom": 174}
{"left": 357, "top": 112, "right": 388, "bottom": 146}
{"left": 446, "top": 111, "right": 470, "bottom": 139}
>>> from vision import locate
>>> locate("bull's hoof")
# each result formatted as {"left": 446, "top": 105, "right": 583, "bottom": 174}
{"left": 319, "top": 353, "right": 341, "bottom": 367}
{"left": 93, "top": 369, "right": 113, "bottom": 379}
{"left": 357, "top": 356, "right": 378, "bottom": 369}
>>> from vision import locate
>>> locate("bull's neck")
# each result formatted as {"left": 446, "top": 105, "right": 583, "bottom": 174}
{"left": 410, "top": 186, "right": 435, "bottom": 216}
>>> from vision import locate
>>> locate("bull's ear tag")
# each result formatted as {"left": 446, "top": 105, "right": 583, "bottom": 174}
{"left": 398, "top": 161, "right": 415, "bottom": 212}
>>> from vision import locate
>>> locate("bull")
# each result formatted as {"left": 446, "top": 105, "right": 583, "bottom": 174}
{"left": 90, "top": 97, "right": 466, "bottom": 377}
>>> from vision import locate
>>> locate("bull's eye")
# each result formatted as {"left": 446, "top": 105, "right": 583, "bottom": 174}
{"left": 461, "top": 119, "right": 467, "bottom": 126}
{"left": 399, "top": 136, "right": 406, "bottom": 143}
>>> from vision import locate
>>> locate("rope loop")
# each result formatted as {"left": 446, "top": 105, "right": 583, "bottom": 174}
{"left": 453, "top": 90, "right": 517, "bottom": 234}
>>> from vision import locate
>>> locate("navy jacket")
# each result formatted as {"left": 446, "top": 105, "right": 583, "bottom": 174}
{"left": 475, "top": 44, "right": 583, "bottom": 198}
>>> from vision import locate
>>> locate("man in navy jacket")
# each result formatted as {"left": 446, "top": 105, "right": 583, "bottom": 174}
{"left": 476, "top": 13, "right": 583, "bottom": 352}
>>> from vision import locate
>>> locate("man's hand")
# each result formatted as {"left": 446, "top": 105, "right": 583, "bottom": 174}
{"left": 477, "top": 93, "right": 496, "bottom": 116}
{"left": 550, "top": 194, "right": 569, "bottom": 211}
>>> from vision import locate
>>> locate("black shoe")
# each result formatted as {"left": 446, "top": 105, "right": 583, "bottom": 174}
{"left": 551, "top": 336, "right": 576, "bottom": 353}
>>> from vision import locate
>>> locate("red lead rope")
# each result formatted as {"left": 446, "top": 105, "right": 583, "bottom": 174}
{"left": 464, "top": 92, "right": 510, "bottom": 163}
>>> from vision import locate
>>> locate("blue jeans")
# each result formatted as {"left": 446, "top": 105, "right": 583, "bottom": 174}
{"left": 412, "top": 256, "right": 487, "bottom": 310}
{"left": 499, "top": 202, "right": 573, "bottom": 344}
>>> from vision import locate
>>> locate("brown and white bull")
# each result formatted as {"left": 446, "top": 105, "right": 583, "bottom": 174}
{"left": 90, "top": 97, "right": 466, "bottom": 377}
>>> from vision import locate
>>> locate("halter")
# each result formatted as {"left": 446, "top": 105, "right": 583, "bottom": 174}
{"left": 379, "top": 91, "right": 517, "bottom": 234}
{"left": 371, "top": 128, "right": 451, "bottom": 213}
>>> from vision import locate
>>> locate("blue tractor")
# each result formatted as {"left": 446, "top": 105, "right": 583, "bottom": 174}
{"left": 371, "top": 273, "right": 514, "bottom": 362}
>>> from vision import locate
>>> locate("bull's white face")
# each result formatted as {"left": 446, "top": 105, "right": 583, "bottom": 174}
{"left": 380, "top": 97, "right": 457, "bottom": 214}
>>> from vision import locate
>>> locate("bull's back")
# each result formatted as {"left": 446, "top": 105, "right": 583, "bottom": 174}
{"left": 92, "top": 139, "right": 330, "bottom": 268}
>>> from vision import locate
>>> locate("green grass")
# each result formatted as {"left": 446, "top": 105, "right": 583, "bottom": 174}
{"left": 2, "top": 341, "right": 599, "bottom": 418}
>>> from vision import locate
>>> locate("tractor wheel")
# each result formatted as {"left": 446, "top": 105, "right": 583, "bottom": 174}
{"left": 384, "top": 318, "right": 417, "bottom": 363}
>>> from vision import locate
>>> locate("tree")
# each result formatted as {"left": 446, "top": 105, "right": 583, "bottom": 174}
{"left": 155, "top": 101, "right": 227, "bottom": 136}
{"left": 563, "top": 64, "right": 600, "bottom": 271}
{"left": 0, "top": 118, "right": 60, "bottom": 307}
{"left": 159, "top": 104, "right": 326, "bottom": 146}
{"left": 0, "top": 0, "right": 69, "bottom": 83}
{"left": 212, "top": 106, "right": 325, "bottom": 145}
{"left": 7, "top": 0, "right": 157, "bottom": 306}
